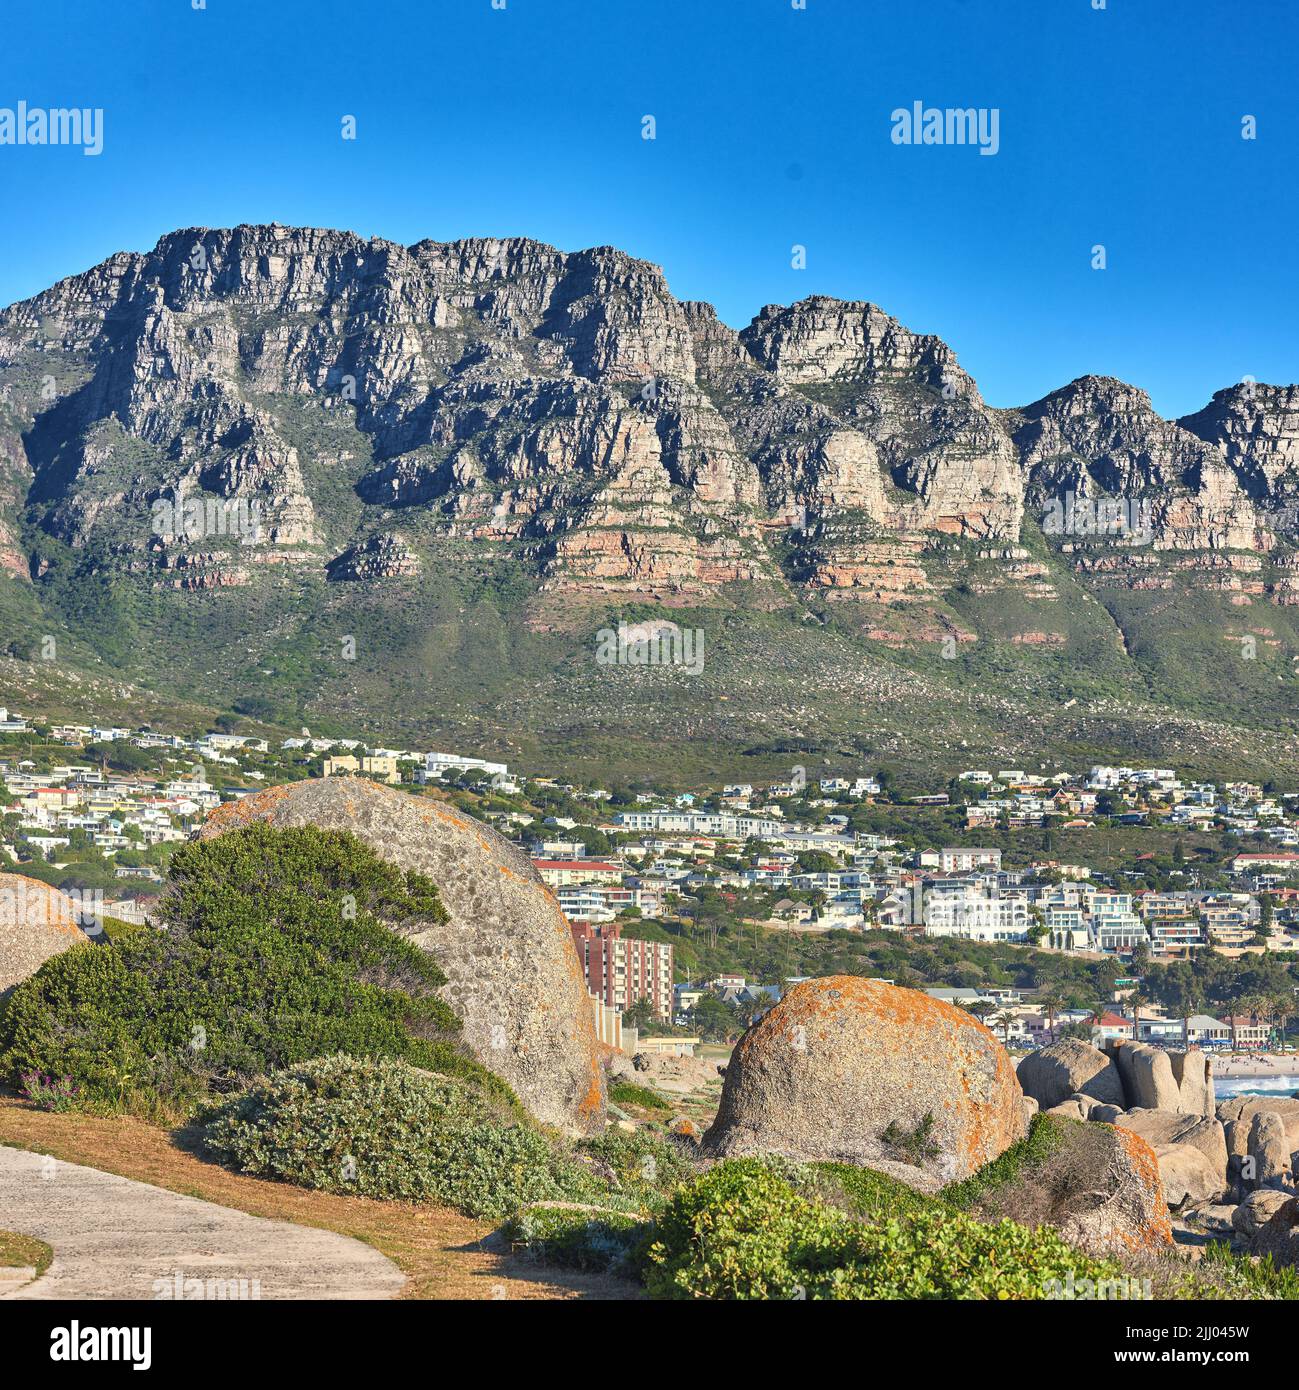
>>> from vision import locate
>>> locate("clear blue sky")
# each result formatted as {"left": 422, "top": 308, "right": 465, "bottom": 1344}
{"left": 2, "top": 0, "right": 1295, "bottom": 417}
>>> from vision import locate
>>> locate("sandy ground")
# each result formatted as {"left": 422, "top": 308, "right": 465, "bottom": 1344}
{"left": 1213, "top": 1053, "right": 1299, "bottom": 1078}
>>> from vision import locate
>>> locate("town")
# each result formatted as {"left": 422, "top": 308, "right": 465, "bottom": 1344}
{"left": 4, "top": 702, "right": 1299, "bottom": 1060}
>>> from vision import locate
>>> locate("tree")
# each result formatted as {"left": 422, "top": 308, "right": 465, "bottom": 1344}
{"left": 1227, "top": 992, "right": 1260, "bottom": 1053}
{"left": 1037, "top": 989, "right": 1065, "bottom": 1043}
{"left": 1271, "top": 993, "right": 1296, "bottom": 1051}
{"left": 622, "top": 997, "right": 656, "bottom": 1032}
{"left": 689, "top": 993, "right": 740, "bottom": 1043}
{"left": 1125, "top": 986, "right": 1147, "bottom": 1043}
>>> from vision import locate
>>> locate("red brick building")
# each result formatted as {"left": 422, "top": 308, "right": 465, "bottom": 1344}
{"left": 570, "top": 921, "right": 674, "bottom": 1021}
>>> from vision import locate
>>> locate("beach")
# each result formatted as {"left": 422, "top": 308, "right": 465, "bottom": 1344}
{"left": 1213, "top": 1053, "right": 1299, "bottom": 1078}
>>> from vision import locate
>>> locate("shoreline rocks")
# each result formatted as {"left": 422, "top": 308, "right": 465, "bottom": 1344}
{"left": 1016, "top": 1038, "right": 1123, "bottom": 1111}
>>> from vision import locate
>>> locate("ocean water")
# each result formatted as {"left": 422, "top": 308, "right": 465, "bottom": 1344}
{"left": 1214, "top": 1075, "right": 1299, "bottom": 1099}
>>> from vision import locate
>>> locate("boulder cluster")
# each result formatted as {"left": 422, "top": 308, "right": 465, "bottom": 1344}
{"left": 1020, "top": 1036, "right": 1299, "bottom": 1260}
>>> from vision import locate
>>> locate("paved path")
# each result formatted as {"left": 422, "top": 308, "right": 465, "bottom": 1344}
{"left": 0, "top": 1145, "right": 406, "bottom": 1300}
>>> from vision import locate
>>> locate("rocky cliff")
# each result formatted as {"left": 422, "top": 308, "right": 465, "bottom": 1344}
{"left": 2, "top": 224, "right": 1298, "bottom": 777}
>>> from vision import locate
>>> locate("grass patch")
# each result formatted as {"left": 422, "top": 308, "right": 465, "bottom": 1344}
{"left": 608, "top": 1082, "right": 671, "bottom": 1114}
{"left": 811, "top": 1161, "right": 939, "bottom": 1222}
{"left": 0, "top": 1228, "right": 52, "bottom": 1276}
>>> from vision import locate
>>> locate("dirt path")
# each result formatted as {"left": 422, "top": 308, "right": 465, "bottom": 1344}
{"left": 0, "top": 1144, "right": 407, "bottom": 1300}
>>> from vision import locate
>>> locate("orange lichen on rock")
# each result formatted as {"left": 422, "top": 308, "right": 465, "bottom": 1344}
{"left": 0, "top": 873, "right": 89, "bottom": 993}
{"left": 705, "top": 975, "right": 1025, "bottom": 1183}
{"left": 1112, "top": 1125, "right": 1174, "bottom": 1250}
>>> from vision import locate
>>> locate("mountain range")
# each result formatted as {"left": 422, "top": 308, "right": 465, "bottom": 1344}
{"left": 1, "top": 224, "right": 1297, "bottom": 784}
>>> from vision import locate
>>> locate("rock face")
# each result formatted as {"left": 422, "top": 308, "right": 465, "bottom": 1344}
{"left": 0, "top": 874, "right": 91, "bottom": 996}
{"left": 198, "top": 779, "right": 605, "bottom": 1134}
{"left": 1152, "top": 1144, "right": 1226, "bottom": 1207}
{"left": 702, "top": 976, "right": 1025, "bottom": 1184}
{"left": 1112, "top": 1110, "right": 1227, "bottom": 1206}
{"left": 1063, "top": 1126, "right": 1175, "bottom": 1256}
{"left": 1218, "top": 1095, "right": 1299, "bottom": 1154}
{"left": 967, "top": 1116, "right": 1172, "bottom": 1258}
{"left": 1016, "top": 1039, "right": 1124, "bottom": 1111}
{"left": 1247, "top": 1112, "right": 1291, "bottom": 1190}
{"left": 5, "top": 223, "right": 1299, "bottom": 783}
{"left": 1170, "top": 1052, "right": 1215, "bottom": 1118}
{"left": 1115, "top": 1110, "right": 1228, "bottom": 1181}
{"left": 1114, "top": 1042, "right": 1183, "bottom": 1111}
{"left": 1248, "top": 1197, "right": 1299, "bottom": 1267}
{"left": 1233, "top": 1188, "right": 1291, "bottom": 1240}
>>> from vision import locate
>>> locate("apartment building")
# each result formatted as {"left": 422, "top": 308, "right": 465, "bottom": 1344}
{"left": 570, "top": 921, "right": 674, "bottom": 1020}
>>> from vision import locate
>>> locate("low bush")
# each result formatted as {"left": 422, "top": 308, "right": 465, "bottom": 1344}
{"left": 811, "top": 1161, "right": 938, "bottom": 1222}
{"left": 941, "top": 1112, "right": 1067, "bottom": 1211}
{"left": 578, "top": 1126, "right": 694, "bottom": 1205}
{"left": 608, "top": 1082, "right": 671, "bottom": 1113}
{"left": 640, "top": 1159, "right": 1126, "bottom": 1300}
{"left": 203, "top": 1054, "right": 591, "bottom": 1219}
{"left": 503, "top": 1204, "right": 646, "bottom": 1276}
{"left": 97, "top": 915, "right": 145, "bottom": 943}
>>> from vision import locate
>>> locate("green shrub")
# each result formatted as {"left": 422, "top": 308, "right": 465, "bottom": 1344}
{"left": 941, "top": 1112, "right": 1067, "bottom": 1211}
{"left": 0, "top": 825, "right": 512, "bottom": 1115}
{"left": 203, "top": 1054, "right": 588, "bottom": 1218}
{"left": 579, "top": 1126, "right": 694, "bottom": 1205}
{"left": 608, "top": 1081, "right": 671, "bottom": 1113}
{"left": 811, "top": 1161, "right": 938, "bottom": 1222}
{"left": 98, "top": 915, "right": 145, "bottom": 943}
{"left": 641, "top": 1159, "right": 1125, "bottom": 1301}
{"left": 503, "top": 1203, "right": 646, "bottom": 1276}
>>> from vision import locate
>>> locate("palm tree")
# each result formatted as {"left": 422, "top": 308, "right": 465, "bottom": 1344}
{"left": 1176, "top": 983, "right": 1206, "bottom": 1051}
{"left": 1037, "top": 988, "right": 1065, "bottom": 1044}
{"left": 1126, "top": 986, "right": 1147, "bottom": 1044}
{"left": 994, "top": 1007, "right": 1017, "bottom": 1048}
{"left": 967, "top": 999, "right": 996, "bottom": 1027}
{"left": 1271, "top": 994, "right": 1297, "bottom": 1053}
{"left": 1228, "top": 992, "right": 1261, "bottom": 1054}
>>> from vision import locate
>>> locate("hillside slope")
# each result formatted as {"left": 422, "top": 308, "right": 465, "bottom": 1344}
{"left": 1, "top": 224, "right": 1297, "bottom": 781}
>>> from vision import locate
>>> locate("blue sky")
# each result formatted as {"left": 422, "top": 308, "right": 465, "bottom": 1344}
{"left": 1, "top": 0, "right": 1294, "bottom": 417}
